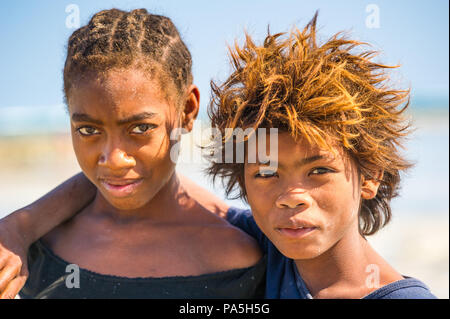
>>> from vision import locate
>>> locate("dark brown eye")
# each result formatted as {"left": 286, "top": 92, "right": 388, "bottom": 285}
{"left": 255, "top": 169, "right": 278, "bottom": 178}
{"left": 131, "top": 124, "right": 155, "bottom": 134}
{"left": 78, "top": 126, "right": 99, "bottom": 136}
{"left": 309, "top": 167, "right": 332, "bottom": 175}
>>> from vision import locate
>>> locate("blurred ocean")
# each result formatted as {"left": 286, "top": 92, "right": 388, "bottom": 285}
{"left": 0, "top": 95, "right": 448, "bottom": 298}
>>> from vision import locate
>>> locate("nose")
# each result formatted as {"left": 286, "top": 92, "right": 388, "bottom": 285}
{"left": 275, "top": 187, "right": 311, "bottom": 210}
{"left": 98, "top": 146, "right": 136, "bottom": 171}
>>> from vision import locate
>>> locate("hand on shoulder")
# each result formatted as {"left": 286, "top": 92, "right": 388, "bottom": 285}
{"left": 0, "top": 216, "right": 29, "bottom": 299}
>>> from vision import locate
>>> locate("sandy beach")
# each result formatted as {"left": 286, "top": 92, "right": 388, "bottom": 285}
{"left": 0, "top": 133, "right": 448, "bottom": 298}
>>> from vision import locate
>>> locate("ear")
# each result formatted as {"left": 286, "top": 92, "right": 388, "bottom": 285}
{"left": 180, "top": 84, "right": 200, "bottom": 133}
{"left": 361, "top": 170, "right": 384, "bottom": 200}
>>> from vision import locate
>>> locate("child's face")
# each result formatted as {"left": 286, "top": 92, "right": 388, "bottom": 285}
{"left": 244, "top": 132, "right": 366, "bottom": 260}
{"left": 67, "top": 68, "right": 182, "bottom": 211}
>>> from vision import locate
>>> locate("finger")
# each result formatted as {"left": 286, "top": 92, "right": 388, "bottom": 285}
{"left": 0, "top": 252, "right": 9, "bottom": 270}
{"left": 0, "top": 263, "right": 20, "bottom": 294}
{"left": 0, "top": 275, "right": 27, "bottom": 299}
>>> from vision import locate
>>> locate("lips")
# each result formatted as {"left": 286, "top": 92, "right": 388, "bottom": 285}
{"left": 99, "top": 178, "right": 143, "bottom": 198}
{"left": 277, "top": 227, "right": 317, "bottom": 239}
{"left": 276, "top": 220, "right": 318, "bottom": 239}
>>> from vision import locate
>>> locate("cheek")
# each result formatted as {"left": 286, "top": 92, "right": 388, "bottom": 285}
{"left": 313, "top": 178, "right": 360, "bottom": 232}
{"left": 136, "top": 133, "right": 177, "bottom": 183}
{"left": 245, "top": 173, "right": 265, "bottom": 207}
{"left": 137, "top": 143, "right": 169, "bottom": 170}
{"left": 71, "top": 136, "right": 99, "bottom": 174}
{"left": 140, "top": 131, "right": 173, "bottom": 165}
{"left": 244, "top": 176, "right": 278, "bottom": 228}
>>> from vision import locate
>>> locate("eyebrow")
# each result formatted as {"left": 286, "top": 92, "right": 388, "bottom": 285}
{"left": 71, "top": 113, "right": 103, "bottom": 125}
{"left": 294, "top": 155, "right": 326, "bottom": 167}
{"left": 116, "top": 112, "right": 157, "bottom": 125}
{"left": 71, "top": 112, "right": 157, "bottom": 125}
{"left": 251, "top": 155, "right": 326, "bottom": 168}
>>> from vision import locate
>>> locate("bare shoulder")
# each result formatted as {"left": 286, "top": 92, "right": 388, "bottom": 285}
{"left": 208, "top": 222, "right": 263, "bottom": 270}
{"left": 191, "top": 213, "right": 263, "bottom": 271}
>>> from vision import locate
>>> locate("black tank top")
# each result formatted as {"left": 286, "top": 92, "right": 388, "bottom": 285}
{"left": 19, "top": 240, "right": 266, "bottom": 299}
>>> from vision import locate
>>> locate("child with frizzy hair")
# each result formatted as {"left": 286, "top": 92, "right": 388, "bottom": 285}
{"left": 207, "top": 13, "right": 436, "bottom": 298}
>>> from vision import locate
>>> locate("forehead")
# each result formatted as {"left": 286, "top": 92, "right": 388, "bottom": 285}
{"left": 67, "top": 68, "right": 175, "bottom": 118}
{"left": 252, "top": 131, "right": 345, "bottom": 165}
{"left": 99, "top": 68, "right": 157, "bottom": 96}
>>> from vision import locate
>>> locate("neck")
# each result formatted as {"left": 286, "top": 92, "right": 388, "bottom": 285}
{"left": 294, "top": 222, "right": 376, "bottom": 298}
{"left": 91, "top": 172, "right": 187, "bottom": 222}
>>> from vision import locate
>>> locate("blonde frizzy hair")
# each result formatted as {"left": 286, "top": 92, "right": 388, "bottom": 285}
{"left": 207, "top": 13, "right": 413, "bottom": 236}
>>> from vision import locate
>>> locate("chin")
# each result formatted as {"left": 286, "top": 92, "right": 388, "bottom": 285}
{"left": 285, "top": 249, "right": 322, "bottom": 260}
{"left": 105, "top": 196, "right": 150, "bottom": 211}
{"left": 275, "top": 240, "right": 324, "bottom": 260}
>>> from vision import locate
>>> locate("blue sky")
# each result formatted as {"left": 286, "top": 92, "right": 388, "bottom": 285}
{"left": 0, "top": 0, "right": 448, "bottom": 114}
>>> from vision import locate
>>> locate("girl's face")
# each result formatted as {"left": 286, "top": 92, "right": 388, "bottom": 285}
{"left": 244, "top": 132, "right": 378, "bottom": 260}
{"left": 68, "top": 68, "right": 192, "bottom": 211}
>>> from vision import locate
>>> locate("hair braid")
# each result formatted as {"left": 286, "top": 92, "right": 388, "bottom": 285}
{"left": 63, "top": 8, "right": 192, "bottom": 104}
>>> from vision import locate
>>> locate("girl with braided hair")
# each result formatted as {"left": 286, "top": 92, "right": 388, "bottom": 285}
{"left": 0, "top": 8, "right": 265, "bottom": 299}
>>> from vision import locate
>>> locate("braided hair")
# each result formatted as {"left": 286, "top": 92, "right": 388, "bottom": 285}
{"left": 63, "top": 8, "right": 192, "bottom": 104}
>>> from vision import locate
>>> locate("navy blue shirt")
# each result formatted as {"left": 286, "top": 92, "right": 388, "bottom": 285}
{"left": 227, "top": 207, "right": 437, "bottom": 299}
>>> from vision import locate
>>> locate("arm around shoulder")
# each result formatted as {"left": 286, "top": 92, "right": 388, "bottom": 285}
{"left": 0, "top": 172, "right": 95, "bottom": 298}
{"left": 3, "top": 172, "right": 96, "bottom": 246}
